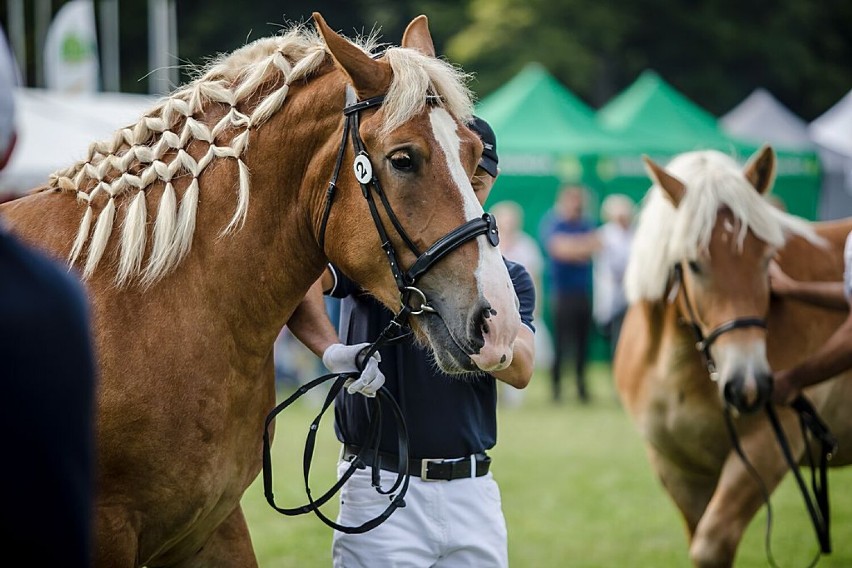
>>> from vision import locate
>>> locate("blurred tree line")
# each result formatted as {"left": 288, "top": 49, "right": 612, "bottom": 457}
{"left": 3, "top": 0, "right": 850, "bottom": 120}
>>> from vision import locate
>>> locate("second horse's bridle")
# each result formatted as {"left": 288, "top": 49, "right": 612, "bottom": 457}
{"left": 671, "top": 261, "right": 767, "bottom": 381}
{"left": 671, "top": 261, "right": 835, "bottom": 566}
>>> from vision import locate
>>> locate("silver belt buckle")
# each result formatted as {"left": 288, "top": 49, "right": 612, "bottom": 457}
{"left": 420, "top": 458, "right": 445, "bottom": 481}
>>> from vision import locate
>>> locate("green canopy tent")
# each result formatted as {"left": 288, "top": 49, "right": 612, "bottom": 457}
{"left": 475, "top": 63, "right": 630, "bottom": 362}
{"left": 595, "top": 70, "right": 821, "bottom": 219}
{"left": 475, "top": 62, "right": 630, "bottom": 238}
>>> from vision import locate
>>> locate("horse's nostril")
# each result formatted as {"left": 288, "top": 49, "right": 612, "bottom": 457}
{"left": 723, "top": 379, "right": 742, "bottom": 407}
{"left": 724, "top": 373, "right": 771, "bottom": 414}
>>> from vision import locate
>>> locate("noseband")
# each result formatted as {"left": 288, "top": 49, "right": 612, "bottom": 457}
{"left": 318, "top": 86, "right": 500, "bottom": 315}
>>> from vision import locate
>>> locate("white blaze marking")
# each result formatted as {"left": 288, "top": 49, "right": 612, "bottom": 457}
{"left": 428, "top": 108, "right": 482, "bottom": 221}
{"left": 428, "top": 108, "right": 517, "bottom": 359}
{"left": 428, "top": 108, "right": 505, "bottom": 282}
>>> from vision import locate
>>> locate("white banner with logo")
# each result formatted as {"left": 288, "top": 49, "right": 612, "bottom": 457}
{"left": 44, "top": 0, "right": 100, "bottom": 93}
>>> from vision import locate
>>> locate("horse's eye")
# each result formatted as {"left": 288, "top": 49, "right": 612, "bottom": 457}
{"left": 389, "top": 151, "right": 414, "bottom": 172}
{"left": 687, "top": 260, "right": 702, "bottom": 275}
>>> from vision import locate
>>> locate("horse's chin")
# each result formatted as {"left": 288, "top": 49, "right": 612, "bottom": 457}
{"left": 416, "top": 313, "right": 479, "bottom": 375}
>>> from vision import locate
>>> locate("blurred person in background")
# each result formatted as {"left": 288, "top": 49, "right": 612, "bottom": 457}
{"left": 593, "top": 194, "right": 635, "bottom": 359}
{"left": 489, "top": 199, "right": 550, "bottom": 407}
{"left": 0, "top": 28, "right": 97, "bottom": 567}
{"left": 288, "top": 116, "right": 536, "bottom": 568}
{"left": 540, "top": 184, "right": 599, "bottom": 403}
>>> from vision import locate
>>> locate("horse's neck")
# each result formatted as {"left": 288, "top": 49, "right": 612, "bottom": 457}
{"left": 0, "top": 189, "right": 84, "bottom": 264}
{"left": 781, "top": 217, "right": 852, "bottom": 281}
{"left": 647, "top": 297, "right": 709, "bottom": 384}
{"left": 0, "top": 74, "right": 344, "bottom": 362}
{"left": 183, "top": 80, "right": 341, "bottom": 348}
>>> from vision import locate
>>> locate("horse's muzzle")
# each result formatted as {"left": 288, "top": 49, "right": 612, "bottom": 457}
{"left": 723, "top": 371, "right": 773, "bottom": 414}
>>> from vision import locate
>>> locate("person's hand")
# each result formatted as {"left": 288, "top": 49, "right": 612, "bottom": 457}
{"left": 322, "top": 343, "right": 385, "bottom": 397}
{"left": 768, "top": 260, "right": 797, "bottom": 297}
{"left": 771, "top": 369, "right": 800, "bottom": 405}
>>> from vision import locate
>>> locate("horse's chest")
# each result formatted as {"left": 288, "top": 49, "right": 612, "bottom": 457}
{"left": 641, "top": 376, "right": 730, "bottom": 472}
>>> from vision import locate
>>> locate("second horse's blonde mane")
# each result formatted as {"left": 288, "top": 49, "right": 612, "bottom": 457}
{"left": 624, "top": 150, "right": 821, "bottom": 303}
{"left": 55, "top": 23, "right": 474, "bottom": 287}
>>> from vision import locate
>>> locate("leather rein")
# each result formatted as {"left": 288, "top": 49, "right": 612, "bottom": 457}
{"left": 672, "top": 262, "right": 836, "bottom": 566}
{"left": 261, "top": 88, "right": 500, "bottom": 534}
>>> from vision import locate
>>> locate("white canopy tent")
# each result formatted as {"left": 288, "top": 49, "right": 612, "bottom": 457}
{"left": 809, "top": 89, "right": 852, "bottom": 220}
{"left": 720, "top": 88, "right": 814, "bottom": 149}
{"left": 0, "top": 87, "right": 156, "bottom": 200}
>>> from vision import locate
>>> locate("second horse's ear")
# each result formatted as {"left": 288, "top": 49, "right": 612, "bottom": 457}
{"left": 743, "top": 144, "right": 776, "bottom": 195}
{"left": 643, "top": 155, "right": 686, "bottom": 206}
{"left": 401, "top": 15, "right": 435, "bottom": 57}
{"left": 313, "top": 12, "right": 391, "bottom": 99}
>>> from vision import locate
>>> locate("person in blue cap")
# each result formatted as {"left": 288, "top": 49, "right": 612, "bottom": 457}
{"left": 288, "top": 115, "right": 535, "bottom": 568}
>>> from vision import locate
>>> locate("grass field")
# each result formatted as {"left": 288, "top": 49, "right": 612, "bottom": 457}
{"left": 243, "top": 363, "right": 852, "bottom": 567}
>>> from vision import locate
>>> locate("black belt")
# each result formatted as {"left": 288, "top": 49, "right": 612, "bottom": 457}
{"left": 343, "top": 445, "right": 491, "bottom": 481}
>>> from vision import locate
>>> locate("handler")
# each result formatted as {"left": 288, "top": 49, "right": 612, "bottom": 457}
{"left": 288, "top": 116, "right": 535, "bottom": 567}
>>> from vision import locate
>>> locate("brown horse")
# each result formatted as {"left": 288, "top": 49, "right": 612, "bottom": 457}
{"left": 615, "top": 146, "right": 852, "bottom": 567}
{"left": 0, "top": 14, "right": 521, "bottom": 567}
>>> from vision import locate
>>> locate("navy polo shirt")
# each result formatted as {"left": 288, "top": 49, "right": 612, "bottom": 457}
{"left": 328, "top": 259, "right": 535, "bottom": 459}
{"left": 541, "top": 215, "right": 596, "bottom": 295}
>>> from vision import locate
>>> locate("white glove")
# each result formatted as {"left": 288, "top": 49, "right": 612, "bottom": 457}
{"left": 322, "top": 343, "right": 385, "bottom": 397}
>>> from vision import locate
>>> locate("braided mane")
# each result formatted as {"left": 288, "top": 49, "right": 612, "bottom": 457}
{"left": 54, "top": 24, "right": 474, "bottom": 286}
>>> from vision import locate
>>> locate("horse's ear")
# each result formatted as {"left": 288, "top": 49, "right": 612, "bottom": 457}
{"left": 313, "top": 12, "right": 391, "bottom": 98}
{"left": 743, "top": 144, "right": 776, "bottom": 195}
{"left": 401, "top": 15, "right": 436, "bottom": 57}
{"left": 642, "top": 155, "right": 686, "bottom": 206}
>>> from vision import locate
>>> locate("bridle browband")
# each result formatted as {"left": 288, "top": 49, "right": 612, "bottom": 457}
{"left": 319, "top": 86, "right": 499, "bottom": 314}
{"left": 671, "top": 261, "right": 835, "bottom": 566}
{"left": 262, "top": 87, "right": 501, "bottom": 534}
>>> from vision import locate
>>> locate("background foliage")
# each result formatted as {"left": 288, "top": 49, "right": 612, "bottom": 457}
{"left": 3, "top": 0, "right": 850, "bottom": 119}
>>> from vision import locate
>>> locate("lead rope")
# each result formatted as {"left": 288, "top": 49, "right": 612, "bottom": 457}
{"left": 722, "top": 400, "right": 834, "bottom": 568}
{"left": 262, "top": 307, "right": 413, "bottom": 534}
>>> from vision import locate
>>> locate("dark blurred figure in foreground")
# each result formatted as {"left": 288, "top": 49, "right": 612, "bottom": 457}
{"left": 0, "top": 29, "right": 97, "bottom": 567}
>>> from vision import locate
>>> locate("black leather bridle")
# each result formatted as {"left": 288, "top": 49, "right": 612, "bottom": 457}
{"left": 319, "top": 86, "right": 499, "bottom": 315}
{"left": 262, "top": 87, "right": 501, "bottom": 534}
{"left": 672, "top": 261, "right": 835, "bottom": 566}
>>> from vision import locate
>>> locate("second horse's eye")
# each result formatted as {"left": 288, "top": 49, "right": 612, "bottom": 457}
{"left": 390, "top": 151, "right": 414, "bottom": 172}
{"left": 687, "top": 260, "right": 702, "bottom": 275}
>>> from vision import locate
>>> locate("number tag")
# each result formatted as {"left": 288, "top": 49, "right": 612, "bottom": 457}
{"left": 354, "top": 155, "right": 373, "bottom": 184}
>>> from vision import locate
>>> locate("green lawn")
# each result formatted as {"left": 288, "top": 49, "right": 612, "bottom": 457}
{"left": 243, "top": 364, "right": 852, "bottom": 567}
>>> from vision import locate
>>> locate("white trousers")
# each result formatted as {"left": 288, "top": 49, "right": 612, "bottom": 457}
{"left": 332, "top": 460, "right": 509, "bottom": 568}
